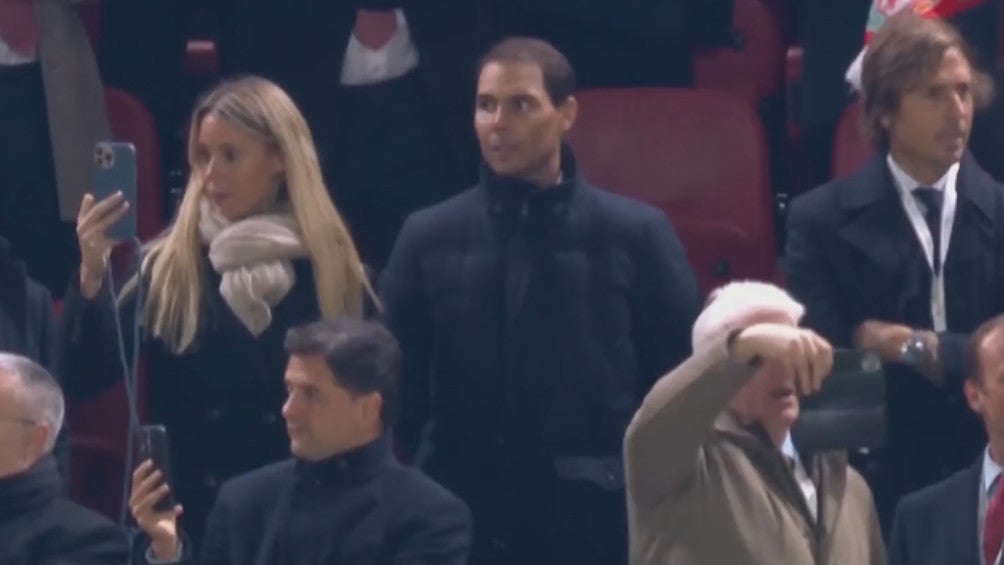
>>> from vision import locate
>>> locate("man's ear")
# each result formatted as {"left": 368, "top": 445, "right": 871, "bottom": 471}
{"left": 559, "top": 96, "right": 578, "bottom": 133}
{"left": 359, "top": 392, "right": 384, "bottom": 429}
{"left": 26, "top": 423, "right": 50, "bottom": 463}
{"left": 964, "top": 378, "right": 983, "bottom": 415}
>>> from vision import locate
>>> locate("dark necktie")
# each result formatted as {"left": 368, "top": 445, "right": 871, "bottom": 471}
{"left": 0, "top": 0, "right": 38, "bottom": 57}
{"left": 913, "top": 187, "right": 944, "bottom": 274}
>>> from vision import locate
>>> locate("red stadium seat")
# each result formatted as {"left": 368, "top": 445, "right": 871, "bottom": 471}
{"left": 570, "top": 88, "right": 777, "bottom": 297}
{"left": 830, "top": 100, "right": 875, "bottom": 179}
{"left": 104, "top": 87, "right": 165, "bottom": 238}
{"left": 693, "top": 0, "right": 785, "bottom": 104}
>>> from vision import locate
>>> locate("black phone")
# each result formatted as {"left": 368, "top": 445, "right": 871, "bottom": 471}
{"left": 792, "top": 348, "right": 887, "bottom": 453}
{"left": 136, "top": 424, "right": 176, "bottom": 512}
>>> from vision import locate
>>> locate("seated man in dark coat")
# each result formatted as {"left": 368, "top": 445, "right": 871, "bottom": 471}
{"left": 0, "top": 353, "right": 129, "bottom": 564}
{"left": 131, "top": 318, "right": 471, "bottom": 565}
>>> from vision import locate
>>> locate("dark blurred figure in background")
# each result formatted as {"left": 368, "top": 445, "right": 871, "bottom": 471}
{"left": 99, "top": 0, "right": 492, "bottom": 272}
{"left": 495, "top": 0, "right": 735, "bottom": 88}
{"left": 0, "top": 236, "right": 67, "bottom": 482}
{"left": 0, "top": 0, "right": 110, "bottom": 295}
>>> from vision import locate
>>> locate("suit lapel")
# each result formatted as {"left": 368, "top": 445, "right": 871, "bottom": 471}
{"left": 713, "top": 413, "right": 819, "bottom": 528}
{"left": 813, "top": 452, "right": 848, "bottom": 560}
{"left": 944, "top": 156, "right": 998, "bottom": 324}
{"left": 953, "top": 458, "right": 982, "bottom": 565}
{"left": 837, "top": 156, "right": 927, "bottom": 317}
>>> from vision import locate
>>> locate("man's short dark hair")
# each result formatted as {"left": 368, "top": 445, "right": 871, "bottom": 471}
{"left": 284, "top": 318, "right": 400, "bottom": 426}
{"left": 479, "top": 37, "right": 576, "bottom": 105}
{"left": 861, "top": 11, "right": 993, "bottom": 153}
{"left": 965, "top": 314, "right": 1004, "bottom": 382}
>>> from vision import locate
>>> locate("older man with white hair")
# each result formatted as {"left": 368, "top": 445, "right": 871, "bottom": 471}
{"left": 624, "top": 281, "right": 887, "bottom": 565}
{"left": 0, "top": 352, "right": 129, "bottom": 564}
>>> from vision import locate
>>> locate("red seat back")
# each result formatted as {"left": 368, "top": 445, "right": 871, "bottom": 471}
{"left": 104, "top": 87, "right": 165, "bottom": 238}
{"left": 693, "top": 0, "right": 785, "bottom": 103}
{"left": 570, "top": 88, "right": 777, "bottom": 297}
{"left": 831, "top": 100, "right": 875, "bottom": 179}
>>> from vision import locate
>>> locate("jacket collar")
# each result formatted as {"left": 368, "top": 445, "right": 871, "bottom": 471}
{"left": 713, "top": 411, "right": 848, "bottom": 550}
{"left": 0, "top": 456, "right": 62, "bottom": 526}
{"left": 483, "top": 143, "right": 579, "bottom": 229}
{"left": 293, "top": 434, "right": 393, "bottom": 489}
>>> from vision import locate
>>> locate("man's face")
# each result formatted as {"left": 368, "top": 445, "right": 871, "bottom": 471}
{"left": 729, "top": 312, "right": 802, "bottom": 431}
{"left": 0, "top": 372, "right": 43, "bottom": 478}
{"left": 474, "top": 61, "right": 575, "bottom": 181}
{"left": 886, "top": 47, "right": 974, "bottom": 180}
{"left": 281, "top": 355, "right": 381, "bottom": 461}
{"left": 965, "top": 330, "right": 1004, "bottom": 441}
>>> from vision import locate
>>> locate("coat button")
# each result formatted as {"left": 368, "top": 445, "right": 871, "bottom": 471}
{"left": 206, "top": 408, "right": 221, "bottom": 423}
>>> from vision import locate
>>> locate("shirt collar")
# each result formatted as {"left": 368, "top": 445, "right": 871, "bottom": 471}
{"left": 780, "top": 432, "right": 798, "bottom": 461}
{"left": 886, "top": 154, "right": 958, "bottom": 193}
{"left": 984, "top": 446, "right": 1002, "bottom": 495}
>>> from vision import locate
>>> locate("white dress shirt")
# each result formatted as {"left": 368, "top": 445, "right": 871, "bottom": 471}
{"left": 886, "top": 154, "right": 960, "bottom": 331}
{"left": 781, "top": 432, "right": 818, "bottom": 522}
{"left": 340, "top": 9, "right": 419, "bottom": 86}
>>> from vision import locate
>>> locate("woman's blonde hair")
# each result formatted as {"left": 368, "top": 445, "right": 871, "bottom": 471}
{"left": 130, "top": 76, "right": 375, "bottom": 353}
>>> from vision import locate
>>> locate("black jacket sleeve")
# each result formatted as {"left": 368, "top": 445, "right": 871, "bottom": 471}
{"left": 390, "top": 493, "right": 472, "bottom": 565}
{"left": 58, "top": 264, "right": 142, "bottom": 400}
{"left": 631, "top": 211, "right": 699, "bottom": 395}
{"left": 381, "top": 215, "right": 434, "bottom": 462}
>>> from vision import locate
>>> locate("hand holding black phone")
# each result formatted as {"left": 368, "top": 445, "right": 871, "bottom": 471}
{"left": 135, "top": 424, "right": 176, "bottom": 512}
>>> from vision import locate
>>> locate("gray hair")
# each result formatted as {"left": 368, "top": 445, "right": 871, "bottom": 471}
{"left": 0, "top": 353, "right": 64, "bottom": 452}
{"left": 691, "top": 280, "right": 805, "bottom": 351}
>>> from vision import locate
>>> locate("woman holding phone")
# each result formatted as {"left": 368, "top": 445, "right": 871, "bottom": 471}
{"left": 60, "top": 76, "right": 375, "bottom": 546}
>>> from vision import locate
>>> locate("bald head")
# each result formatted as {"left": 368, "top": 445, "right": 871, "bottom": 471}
{"left": 967, "top": 314, "right": 1004, "bottom": 383}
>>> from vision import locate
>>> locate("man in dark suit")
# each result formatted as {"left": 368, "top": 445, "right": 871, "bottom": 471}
{"left": 0, "top": 353, "right": 129, "bottom": 564}
{"left": 889, "top": 314, "right": 1004, "bottom": 565}
{"left": 380, "top": 37, "right": 700, "bottom": 565}
{"left": 131, "top": 318, "right": 471, "bottom": 565}
{"left": 786, "top": 12, "right": 1004, "bottom": 533}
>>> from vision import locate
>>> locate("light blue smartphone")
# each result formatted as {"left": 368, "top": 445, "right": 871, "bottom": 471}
{"left": 92, "top": 141, "right": 138, "bottom": 241}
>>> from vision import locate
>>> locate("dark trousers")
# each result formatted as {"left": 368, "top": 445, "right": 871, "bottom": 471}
{"left": 0, "top": 64, "right": 79, "bottom": 296}
{"left": 434, "top": 454, "right": 628, "bottom": 565}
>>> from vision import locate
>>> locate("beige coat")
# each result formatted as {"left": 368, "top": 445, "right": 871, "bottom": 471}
{"left": 624, "top": 335, "right": 887, "bottom": 565}
{"left": 34, "top": 0, "right": 110, "bottom": 219}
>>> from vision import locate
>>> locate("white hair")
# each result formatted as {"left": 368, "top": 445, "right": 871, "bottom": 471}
{"left": 691, "top": 280, "right": 805, "bottom": 351}
{"left": 0, "top": 353, "right": 64, "bottom": 452}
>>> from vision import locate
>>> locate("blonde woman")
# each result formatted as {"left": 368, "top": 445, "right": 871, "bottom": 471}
{"left": 59, "top": 76, "right": 374, "bottom": 546}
